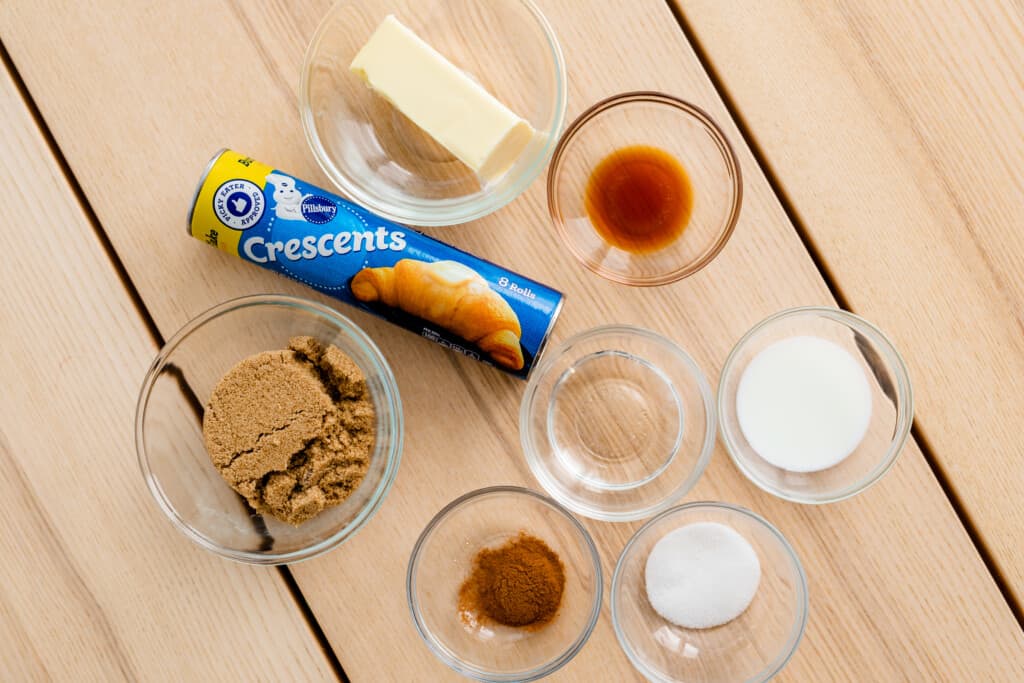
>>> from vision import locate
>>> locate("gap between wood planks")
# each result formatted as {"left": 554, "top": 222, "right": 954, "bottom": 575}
{"left": 664, "top": 0, "right": 1024, "bottom": 628}
{"left": 0, "top": 39, "right": 351, "bottom": 683}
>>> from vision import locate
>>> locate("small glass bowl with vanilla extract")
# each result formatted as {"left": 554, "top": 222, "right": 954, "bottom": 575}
{"left": 547, "top": 92, "right": 742, "bottom": 286}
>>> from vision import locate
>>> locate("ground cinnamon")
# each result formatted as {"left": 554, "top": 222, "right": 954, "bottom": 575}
{"left": 458, "top": 532, "right": 565, "bottom": 629}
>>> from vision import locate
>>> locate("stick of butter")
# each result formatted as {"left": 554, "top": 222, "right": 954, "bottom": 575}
{"left": 350, "top": 15, "right": 536, "bottom": 183}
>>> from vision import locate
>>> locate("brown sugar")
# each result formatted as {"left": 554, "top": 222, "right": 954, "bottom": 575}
{"left": 202, "top": 336, "right": 375, "bottom": 525}
{"left": 458, "top": 532, "right": 565, "bottom": 629}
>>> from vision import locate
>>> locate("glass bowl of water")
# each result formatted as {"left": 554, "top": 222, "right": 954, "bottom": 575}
{"left": 719, "top": 306, "right": 914, "bottom": 504}
{"left": 520, "top": 325, "right": 716, "bottom": 522}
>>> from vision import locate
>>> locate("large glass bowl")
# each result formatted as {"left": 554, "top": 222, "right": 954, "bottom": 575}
{"left": 718, "top": 307, "right": 913, "bottom": 504}
{"left": 135, "top": 294, "right": 403, "bottom": 564}
{"left": 407, "top": 487, "right": 602, "bottom": 681}
{"left": 301, "top": 0, "right": 567, "bottom": 226}
{"left": 612, "top": 502, "right": 808, "bottom": 683}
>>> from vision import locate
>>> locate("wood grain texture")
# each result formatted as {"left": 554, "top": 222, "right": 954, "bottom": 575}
{"left": 676, "top": 0, "right": 1024, "bottom": 602}
{"left": 2, "top": 0, "right": 1023, "bottom": 680}
{"left": 0, "top": 63, "right": 335, "bottom": 681}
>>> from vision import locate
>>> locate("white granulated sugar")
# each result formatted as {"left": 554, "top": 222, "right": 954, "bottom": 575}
{"left": 736, "top": 335, "right": 873, "bottom": 473}
{"left": 644, "top": 522, "right": 761, "bottom": 629}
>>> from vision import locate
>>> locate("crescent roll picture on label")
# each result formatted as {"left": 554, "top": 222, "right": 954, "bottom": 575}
{"left": 352, "top": 260, "right": 525, "bottom": 371}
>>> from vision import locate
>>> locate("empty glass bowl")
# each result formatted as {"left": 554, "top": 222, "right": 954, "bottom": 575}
{"left": 135, "top": 294, "right": 403, "bottom": 564}
{"left": 407, "top": 487, "right": 602, "bottom": 681}
{"left": 521, "top": 326, "right": 716, "bottom": 522}
{"left": 719, "top": 307, "right": 913, "bottom": 504}
{"left": 301, "top": 0, "right": 567, "bottom": 226}
{"left": 547, "top": 92, "right": 742, "bottom": 285}
{"left": 612, "top": 502, "right": 807, "bottom": 683}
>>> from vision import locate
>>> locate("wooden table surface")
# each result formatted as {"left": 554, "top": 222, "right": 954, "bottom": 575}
{"left": 1, "top": 1, "right": 1022, "bottom": 680}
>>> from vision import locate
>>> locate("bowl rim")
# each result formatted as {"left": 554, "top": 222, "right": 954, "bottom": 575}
{"left": 299, "top": 0, "right": 569, "bottom": 227}
{"left": 546, "top": 91, "right": 743, "bottom": 286}
{"left": 718, "top": 306, "right": 915, "bottom": 504}
{"left": 134, "top": 293, "right": 404, "bottom": 565}
{"left": 610, "top": 500, "right": 809, "bottom": 683}
{"left": 520, "top": 324, "right": 717, "bottom": 522}
{"left": 406, "top": 485, "right": 603, "bottom": 682}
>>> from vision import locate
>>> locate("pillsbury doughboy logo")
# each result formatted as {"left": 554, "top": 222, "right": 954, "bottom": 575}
{"left": 213, "top": 179, "right": 264, "bottom": 230}
{"left": 301, "top": 195, "right": 338, "bottom": 224}
{"left": 265, "top": 173, "right": 305, "bottom": 221}
{"left": 266, "top": 173, "right": 338, "bottom": 224}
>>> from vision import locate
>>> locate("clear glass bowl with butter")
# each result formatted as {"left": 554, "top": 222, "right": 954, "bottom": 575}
{"left": 301, "top": 0, "right": 567, "bottom": 226}
{"left": 135, "top": 295, "right": 403, "bottom": 564}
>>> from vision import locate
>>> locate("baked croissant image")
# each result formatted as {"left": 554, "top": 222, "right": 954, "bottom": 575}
{"left": 351, "top": 259, "right": 525, "bottom": 370}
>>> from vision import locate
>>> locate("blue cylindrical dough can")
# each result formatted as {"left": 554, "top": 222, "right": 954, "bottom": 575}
{"left": 188, "top": 149, "right": 563, "bottom": 379}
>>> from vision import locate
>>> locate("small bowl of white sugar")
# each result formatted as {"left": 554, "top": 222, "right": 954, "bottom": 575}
{"left": 611, "top": 502, "right": 807, "bottom": 683}
{"left": 719, "top": 306, "right": 914, "bottom": 504}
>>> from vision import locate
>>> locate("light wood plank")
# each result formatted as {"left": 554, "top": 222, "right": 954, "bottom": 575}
{"left": 0, "top": 62, "right": 335, "bottom": 681}
{"left": 2, "top": 0, "right": 1023, "bottom": 679}
{"left": 677, "top": 0, "right": 1024, "bottom": 603}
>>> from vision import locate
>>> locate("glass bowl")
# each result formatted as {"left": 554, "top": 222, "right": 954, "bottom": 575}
{"left": 521, "top": 326, "right": 716, "bottom": 522}
{"left": 547, "top": 92, "right": 742, "bottom": 286}
{"left": 407, "top": 486, "right": 602, "bottom": 681}
{"left": 135, "top": 294, "right": 403, "bottom": 564}
{"left": 301, "top": 0, "right": 567, "bottom": 226}
{"left": 612, "top": 502, "right": 807, "bottom": 683}
{"left": 719, "top": 307, "right": 914, "bottom": 504}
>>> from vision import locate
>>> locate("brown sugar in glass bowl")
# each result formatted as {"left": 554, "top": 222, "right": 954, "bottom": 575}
{"left": 202, "top": 336, "right": 375, "bottom": 526}
{"left": 136, "top": 294, "right": 403, "bottom": 565}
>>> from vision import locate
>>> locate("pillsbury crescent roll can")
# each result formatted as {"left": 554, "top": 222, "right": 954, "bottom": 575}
{"left": 188, "top": 149, "right": 563, "bottom": 378}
